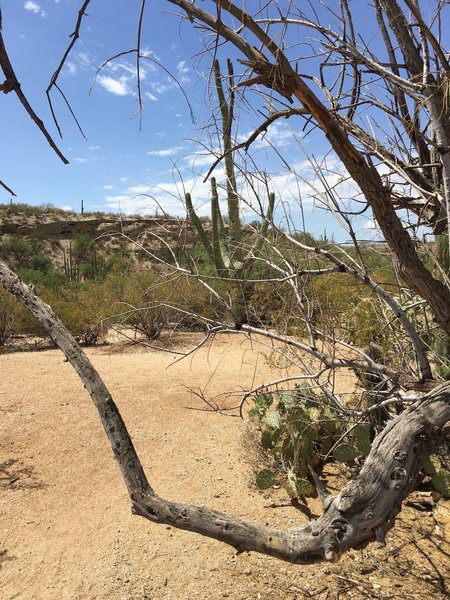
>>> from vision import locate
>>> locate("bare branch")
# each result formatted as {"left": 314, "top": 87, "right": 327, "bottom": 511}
{"left": 136, "top": 0, "right": 146, "bottom": 128}
{"left": 203, "top": 107, "right": 308, "bottom": 182}
{"left": 46, "top": 0, "right": 91, "bottom": 138}
{"left": 0, "top": 25, "right": 68, "bottom": 164}
{"left": 1, "top": 259, "right": 449, "bottom": 565}
{"left": 0, "top": 178, "right": 16, "bottom": 196}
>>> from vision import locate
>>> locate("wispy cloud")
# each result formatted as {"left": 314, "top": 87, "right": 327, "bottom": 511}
{"left": 147, "top": 80, "right": 172, "bottom": 95}
{"left": 144, "top": 91, "right": 158, "bottom": 102}
{"left": 127, "top": 184, "right": 152, "bottom": 195}
{"left": 102, "top": 185, "right": 115, "bottom": 190}
{"left": 176, "top": 60, "right": 189, "bottom": 74}
{"left": 238, "top": 120, "right": 294, "bottom": 151}
{"left": 24, "top": 1, "right": 46, "bottom": 17}
{"left": 65, "top": 62, "right": 77, "bottom": 75}
{"left": 97, "top": 75, "right": 131, "bottom": 96}
{"left": 147, "top": 146, "right": 184, "bottom": 158}
{"left": 74, "top": 157, "right": 87, "bottom": 163}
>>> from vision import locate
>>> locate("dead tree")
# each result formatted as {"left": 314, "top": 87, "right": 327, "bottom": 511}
{"left": 1, "top": 0, "right": 450, "bottom": 564}
{"left": 164, "top": 0, "right": 450, "bottom": 336}
{"left": 1, "top": 260, "right": 449, "bottom": 563}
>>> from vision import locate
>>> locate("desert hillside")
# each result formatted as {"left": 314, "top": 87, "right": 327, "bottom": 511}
{"left": 0, "top": 203, "right": 199, "bottom": 270}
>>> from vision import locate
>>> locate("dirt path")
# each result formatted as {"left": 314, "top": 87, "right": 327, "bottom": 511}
{"left": 1, "top": 334, "right": 449, "bottom": 599}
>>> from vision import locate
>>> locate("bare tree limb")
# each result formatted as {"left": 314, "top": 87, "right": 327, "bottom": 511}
{"left": 0, "top": 15, "right": 68, "bottom": 164}
{"left": 0, "top": 259, "right": 449, "bottom": 564}
{"left": 46, "top": 0, "right": 91, "bottom": 138}
{"left": 0, "top": 178, "right": 16, "bottom": 196}
{"left": 167, "top": 0, "right": 450, "bottom": 336}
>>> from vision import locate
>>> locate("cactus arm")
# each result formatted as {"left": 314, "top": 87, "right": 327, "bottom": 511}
{"left": 185, "top": 192, "right": 217, "bottom": 268}
{"left": 213, "top": 59, "right": 241, "bottom": 252}
{"left": 210, "top": 177, "right": 228, "bottom": 273}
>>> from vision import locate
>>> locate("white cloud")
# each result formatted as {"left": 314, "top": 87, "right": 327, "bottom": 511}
{"left": 363, "top": 219, "right": 381, "bottom": 233}
{"left": 76, "top": 51, "right": 93, "bottom": 71}
{"left": 65, "top": 62, "right": 77, "bottom": 75}
{"left": 97, "top": 75, "right": 131, "bottom": 96}
{"left": 238, "top": 120, "right": 294, "bottom": 151}
{"left": 127, "top": 184, "right": 152, "bottom": 195}
{"left": 144, "top": 91, "right": 158, "bottom": 102}
{"left": 24, "top": 1, "right": 46, "bottom": 17}
{"left": 61, "top": 205, "right": 73, "bottom": 212}
{"left": 102, "top": 185, "right": 115, "bottom": 190}
{"left": 88, "top": 145, "right": 100, "bottom": 151}
{"left": 176, "top": 60, "right": 189, "bottom": 74}
{"left": 119, "top": 177, "right": 129, "bottom": 182}
{"left": 147, "top": 146, "right": 184, "bottom": 158}
{"left": 74, "top": 157, "right": 87, "bottom": 163}
{"left": 148, "top": 80, "right": 171, "bottom": 95}
{"left": 103, "top": 170, "right": 229, "bottom": 217}
{"left": 183, "top": 151, "right": 218, "bottom": 169}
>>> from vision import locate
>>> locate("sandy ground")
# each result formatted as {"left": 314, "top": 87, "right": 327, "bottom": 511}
{"left": 1, "top": 333, "right": 449, "bottom": 599}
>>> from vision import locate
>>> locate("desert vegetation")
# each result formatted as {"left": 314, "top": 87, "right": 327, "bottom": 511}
{"left": 1, "top": 0, "right": 450, "bottom": 576}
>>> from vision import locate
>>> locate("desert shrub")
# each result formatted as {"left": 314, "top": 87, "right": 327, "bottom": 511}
{"left": 435, "top": 331, "right": 450, "bottom": 380}
{"left": 30, "top": 253, "right": 52, "bottom": 273}
{"left": 119, "top": 272, "right": 172, "bottom": 340}
{"left": 1, "top": 202, "right": 72, "bottom": 217}
{"left": 11, "top": 285, "right": 53, "bottom": 338}
{"left": 344, "top": 297, "right": 387, "bottom": 348}
{"left": 10, "top": 277, "right": 116, "bottom": 344}
{"left": 118, "top": 271, "right": 222, "bottom": 338}
{"left": 72, "top": 234, "right": 92, "bottom": 263}
{"left": 311, "top": 274, "right": 394, "bottom": 349}
{"left": 18, "top": 268, "right": 65, "bottom": 292}
{"left": 434, "top": 233, "right": 450, "bottom": 377}
{"left": 0, "top": 236, "right": 32, "bottom": 267}
{"left": 55, "top": 282, "right": 115, "bottom": 345}
{"left": 248, "top": 281, "right": 297, "bottom": 330}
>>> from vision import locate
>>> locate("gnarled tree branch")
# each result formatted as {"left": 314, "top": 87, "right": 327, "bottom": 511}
{"left": 1, "top": 259, "right": 449, "bottom": 564}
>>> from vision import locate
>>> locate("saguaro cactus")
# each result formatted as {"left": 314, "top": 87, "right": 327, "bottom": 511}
{"left": 186, "top": 59, "right": 274, "bottom": 283}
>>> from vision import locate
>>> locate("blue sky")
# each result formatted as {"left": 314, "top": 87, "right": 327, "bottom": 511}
{"left": 0, "top": 0, "right": 380, "bottom": 241}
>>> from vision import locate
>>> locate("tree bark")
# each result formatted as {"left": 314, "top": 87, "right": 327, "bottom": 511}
{"left": 1, "top": 260, "right": 449, "bottom": 564}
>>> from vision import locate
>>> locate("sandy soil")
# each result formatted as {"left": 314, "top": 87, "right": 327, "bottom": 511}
{"left": 1, "top": 334, "right": 449, "bottom": 599}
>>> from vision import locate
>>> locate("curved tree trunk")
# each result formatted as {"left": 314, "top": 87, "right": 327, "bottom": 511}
{"left": 1, "top": 259, "right": 449, "bottom": 564}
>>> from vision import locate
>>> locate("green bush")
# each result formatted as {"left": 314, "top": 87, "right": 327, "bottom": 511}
{"left": 54, "top": 282, "right": 116, "bottom": 345}
{"left": 30, "top": 253, "right": 52, "bottom": 273}
{"left": 0, "top": 202, "right": 73, "bottom": 217}
{"left": 117, "top": 271, "right": 223, "bottom": 338}
{"left": 0, "top": 236, "right": 32, "bottom": 267}
{"left": 18, "top": 268, "right": 65, "bottom": 292}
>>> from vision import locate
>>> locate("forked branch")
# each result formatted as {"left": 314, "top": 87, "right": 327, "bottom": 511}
{"left": 0, "top": 16, "right": 68, "bottom": 164}
{"left": 1, "top": 259, "right": 449, "bottom": 564}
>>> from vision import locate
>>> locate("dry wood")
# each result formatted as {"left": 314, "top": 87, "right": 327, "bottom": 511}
{"left": 1, "top": 259, "right": 449, "bottom": 564}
